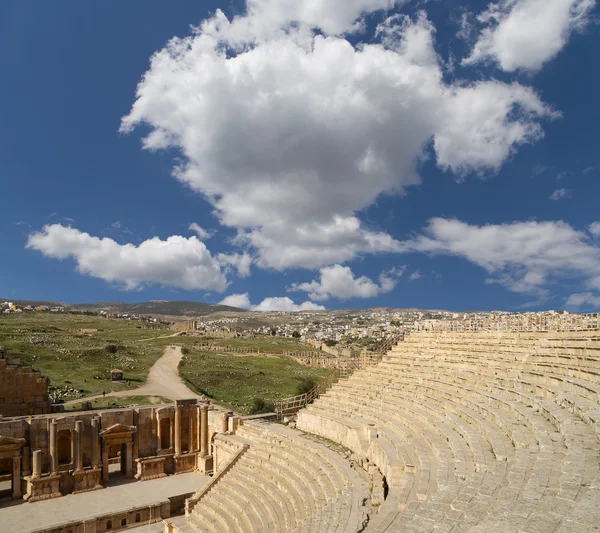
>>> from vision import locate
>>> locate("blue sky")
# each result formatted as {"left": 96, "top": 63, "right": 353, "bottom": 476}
{"left": 1, "top": 0, "right": 600, "bottom": 312}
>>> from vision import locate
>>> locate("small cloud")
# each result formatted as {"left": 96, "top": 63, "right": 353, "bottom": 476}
{"left": 409, "top": 270, "right": 422, "bottom": 281}
{"left": 549, "top": 188, "right": 569, "bottom": 201}
{"left": 111, "top": 221, "right": 121, "bottom": 229}
{"left": 589, "top": 222, "right": 600, "bottom": 237}
{"left": 583, "top": 164, "right": 599, "bottom": 176}
{"left": 189, "top": 223, "right": 215, "bottom": 240}
{"left": 556, "top": 171, "right": 572, "bottom": 181}
{"left": 531, "top": 164, "right": 550, "bottom": 178}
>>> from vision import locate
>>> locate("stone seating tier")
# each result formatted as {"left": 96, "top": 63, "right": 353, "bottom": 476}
{"left": 296, "top": 330, "right": 600, "bottom": 533}
{"left": 184, "top": 421, "right": 369, "bottom": 533}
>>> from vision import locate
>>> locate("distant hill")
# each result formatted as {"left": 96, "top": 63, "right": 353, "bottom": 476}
{"left": 0, "top": 298, "right": 244, "bottom": 316}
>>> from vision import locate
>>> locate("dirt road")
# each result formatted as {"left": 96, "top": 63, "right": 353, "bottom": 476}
{"left": 65, "top": 345, "right": 201, "bottom": 405}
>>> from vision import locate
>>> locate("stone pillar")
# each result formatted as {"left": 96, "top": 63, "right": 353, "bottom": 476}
{"left": 102, "top": 445, "right": 109, "bottom": 482}
{"left": 12, "top": 456, "right": 22, "bottom": 499}
{"left": 91, "top": 417, "right": 100, "bottom": 468}
{"left": 196, "top": 406, "right": 201, "bottom": 453}
{"left": 200, "top": 405, "right": 209, "bottom": 457}
{"left": 156, "top": 413, "right": 163, "bottom": 452}
{"left": 32, "top": 450, "right": 42, "bottom": 479}
{"left": 49, "top": 419, "right": 58, "bottom": 474}
{"left": 70, "top": 428, "right": 76, "bottom": 466}
{"left": 188, "top": 408, "right": 195, "bottom": 452}
{"left": 74, "top": 420, "right": 83, "bottom": 472}
{"left": 174, "top": 406, "right": 182, "bottom": 456}
{"left": 125, "top": 442, "right": 134, "bottom": 478}
{"left": 221, "top": 412, "right": 229, "bottom": 434}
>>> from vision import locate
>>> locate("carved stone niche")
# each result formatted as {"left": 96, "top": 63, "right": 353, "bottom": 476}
{"left": 0, "top": 435, "right": 26, "bottom": 500}
{"left": 99, "top": 423, "right": 137, "bottom": 482}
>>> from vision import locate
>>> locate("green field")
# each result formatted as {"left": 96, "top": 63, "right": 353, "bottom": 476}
{"left": 179, "top": 350, "right": 330, "bottom": 414}
{"left": 0, "top": 312, "right": 330, "bottom": 411}
{"left": 0, "top": 313, "right": 171, "bottom": 399}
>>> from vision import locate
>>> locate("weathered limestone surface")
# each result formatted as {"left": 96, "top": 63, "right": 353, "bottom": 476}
{"left": 296, "top": 330, "right": 600, "bottom": 533}
{"left": 0, "top": 399, "right": 223, "bottom": 504}
{"left": 181, "top": 419, "right": 370, "bottom": 533}
{"left": 0, "top": 346, "right": 51, "bottom": 417}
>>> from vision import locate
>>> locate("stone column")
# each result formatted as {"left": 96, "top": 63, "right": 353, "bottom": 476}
{"left": 49, "top": 419, "right": 58, "bottom": 474}
{"left": 32, "top": 450, "right": 42, "bottom": 479}
{"left": 102, "top": 444, "right": 109, "bottom": 482}
{"left": 74, "top": 420, "right": 83, "bottom": 472}
{"left": 174, "top": 406, "right": 182, "bottom": 456}
{"left": 221, "top": 412, "right": 229, "bottom": 434}
{"left": 156, "top": 413, "right": 163, "bottom": 452}
{"left": 200, "top": 405, "right": 209, "bottom": 457}
{"left": 125, "top": 442, "right": 134, "bottom": 478}
{"left": 188, "top": 408, "right": 195, "bottom": 453}
{"left": 12, "top": 456, "right": 22, "bottom": 499}
{"left": 70, "top": 428, "right": 76, "bottom": 466}
{"left": 91, "top": 417, "right": 100, "bottom": 468}
{"left": 196, "top": 406, "right": 201, "bottom": 453}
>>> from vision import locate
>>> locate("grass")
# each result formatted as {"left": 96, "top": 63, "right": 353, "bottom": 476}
{"left": 65, "top": 395, "right": 171, "bottom": 411}
{"left": 0, "top": 313, "right": 171, "bottom": 400}
{"left": 179, "top": 349, "right": 331, "bottom": 414}
{"left": 0, "top": 313, "right": 331, "bottom": 413}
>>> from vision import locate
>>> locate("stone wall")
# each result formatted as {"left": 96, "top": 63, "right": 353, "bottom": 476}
{"left": 0, "top": 399, "right": 228, "bottom": 504}
{"left": 0, "top": 346, "right": 51, "bottom": 417}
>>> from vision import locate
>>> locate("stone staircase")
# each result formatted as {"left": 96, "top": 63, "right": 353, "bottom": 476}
{"left": 177, "top": 420, "right": 369, "bottom": 533}
{"left": 297, "top": 330, "right": 600, "bottom": 533}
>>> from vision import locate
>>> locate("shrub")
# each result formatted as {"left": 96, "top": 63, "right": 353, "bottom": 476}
{"left": 248, "top": 397, "right": 275, "bottom": 415}
{"left": 181, "top": 347, "right": 190, "bottom": 356}
{"left": 105, "top": 344, "right": 118, "bottom": 354}
{"left": 296, "top": 377, "right": 317, "bottom": 396}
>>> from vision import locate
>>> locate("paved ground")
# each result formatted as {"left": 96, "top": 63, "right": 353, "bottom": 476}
{"left": 66, "top": 345, "right": 201, "bottom": 405}
{"left": 0, "top": 472, "right": 210, "bottom": 533}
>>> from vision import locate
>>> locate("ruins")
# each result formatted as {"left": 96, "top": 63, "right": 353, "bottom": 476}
{"left": 0, "top": 346, "right": 51, "bottom": 417}
{"left": 1, "top": 317, "right": 599, "bottom": 533}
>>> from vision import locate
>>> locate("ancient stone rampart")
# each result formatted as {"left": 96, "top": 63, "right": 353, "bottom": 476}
{"left": 0, "top": 346, "right": 51, "bottom": 417}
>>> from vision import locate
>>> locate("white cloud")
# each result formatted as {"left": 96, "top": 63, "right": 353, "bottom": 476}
{"left": 463, "top": 0, "right": 596, "bottom": 72}
{"left": 565, "top": 292, "right": 600, "bottom": 309}
{"left": 219, "top": 292, "right": 252, "bottom": 309}
{"left": 409, "top": 270, "right": 422, "bottom": 280}
{"left": 219, "top": 293, "right": 325, "bottom": 311}
{"left": 121, "top": 8, "right": 555, "bottom": 269}
{"left": 253, "top": 297, "right": 326, "bottom": 312}
{"left": 288, "top": 264, "right": 400, "bottom": 301}
{"left": 404, "top": 218, "right": 600, "bottom": 299}
{"left": 217, "top": 252, "right": 253, "bottom": 277}
{"left": 549, "top": 188, "right": 569, "bottom": 200}
{"left": 589, "top": 222, "right": 600, "bottom": 237}
{"left": 26, "top": 224, "right": 228, "bottom": 292}
{"left": 189, "top": 223, "right": 215, "bottom": 240}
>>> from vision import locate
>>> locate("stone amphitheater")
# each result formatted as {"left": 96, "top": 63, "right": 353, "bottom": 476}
{"left": 175, "top": 328, "right": 600, "bottom": 533}
{"left": 1, "top": 326, "right": 600, "bottom": 533}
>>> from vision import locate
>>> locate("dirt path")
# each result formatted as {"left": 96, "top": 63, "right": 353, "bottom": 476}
{"left": 135, "top": 331, "right": 183, "bottom": 342}
{"left": 65, "top": 345, "right": 201, "bottom": 405}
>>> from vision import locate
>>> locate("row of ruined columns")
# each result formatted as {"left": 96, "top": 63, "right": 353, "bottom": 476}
{"left": 44, "top": 416, "right": 101, "bottom": 476}
{"left": 171, "top": 404, "right": 214, "bottom": 457}
{"left": 31, "top": 404, "right": 224, "bottom": 482}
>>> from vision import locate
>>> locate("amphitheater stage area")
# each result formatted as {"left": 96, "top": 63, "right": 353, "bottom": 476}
{"left": 0, "top": 471, "right": 210, "bottom": 533}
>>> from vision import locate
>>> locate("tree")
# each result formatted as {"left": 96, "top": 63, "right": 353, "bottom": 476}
{"left": 292, "top": 331, "right": 301, "bottom": 338}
